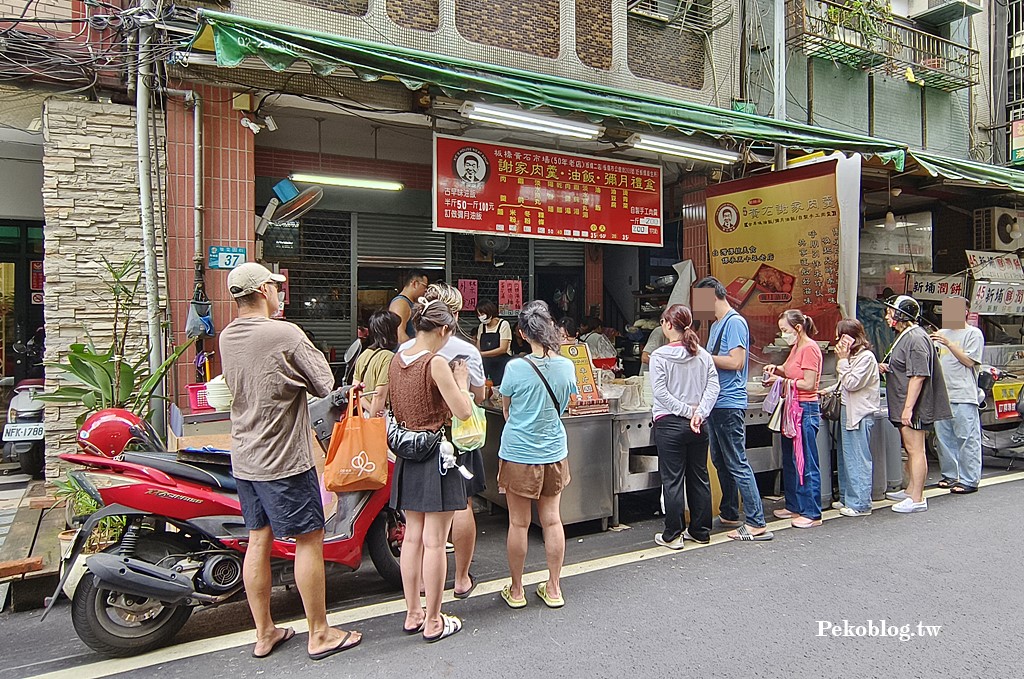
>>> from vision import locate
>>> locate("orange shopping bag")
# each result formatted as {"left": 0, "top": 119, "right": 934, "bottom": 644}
{"left": 324, "top": 387, "right": 388, "bottom": 492}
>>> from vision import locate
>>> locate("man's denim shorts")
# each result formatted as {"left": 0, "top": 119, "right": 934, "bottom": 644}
{"left": 235, "top": 468, "right": 325, "bottom": 538}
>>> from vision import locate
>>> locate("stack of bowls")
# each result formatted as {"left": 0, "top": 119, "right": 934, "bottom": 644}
{"left": 204, "top": 375, "right": 233, "bottom": 411}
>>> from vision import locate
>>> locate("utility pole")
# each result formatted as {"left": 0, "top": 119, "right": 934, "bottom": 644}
{"left": 773, "top": 0, "right": 787, "bottom": 170}
{"left": 136, "top": 0, "right": 165, "bottom": 432}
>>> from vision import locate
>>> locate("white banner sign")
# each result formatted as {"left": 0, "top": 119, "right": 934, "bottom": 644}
{"left": 965, "top": 250, "right": 1024, "bottom": 281}
{"left": 970, "top": 281, "right": 1024, "bottom": 315}
{"left": 907, "top": 272, "right": 969, "bottom": 301}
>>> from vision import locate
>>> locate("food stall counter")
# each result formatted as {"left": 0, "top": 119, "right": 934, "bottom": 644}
{"left": 478, "top": 406, "right": 614, "bottom": 530}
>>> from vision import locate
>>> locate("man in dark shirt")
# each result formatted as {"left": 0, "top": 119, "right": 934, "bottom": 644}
{"left": 880, "top": 296, "right": 951, "bottom": 514}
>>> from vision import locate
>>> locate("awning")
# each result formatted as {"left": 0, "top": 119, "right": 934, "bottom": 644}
{"left": 189, "top": 10, "right": 907, "bottom": 160}
{"left": 909, "top": 150, "right": 1024, "bottom": 193}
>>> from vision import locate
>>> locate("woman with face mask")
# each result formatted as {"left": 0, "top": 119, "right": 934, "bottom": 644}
{"left": 476, "top": 301, "right": 513, "bottom": 385}
{"left": 762, "top": 309, "right": 823, "bottom": 528}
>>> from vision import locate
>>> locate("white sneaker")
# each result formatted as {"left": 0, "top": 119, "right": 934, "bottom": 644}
{"left": 891, "top": 497, "right": 927, "bottom": 513}
{"left": 683, "top": 530, "right": 710, "bottom": 544}
{"left": 655, "top": 532, "right": 685, "bottom": 550}
{"left": 831, "top": 501, "right": 846, "bottom": 510}
{"left": 885, "top": 490, "right": 908, "bottom": 502}
{"left": 839, "top": 507, "right": 872, "bottom": 517}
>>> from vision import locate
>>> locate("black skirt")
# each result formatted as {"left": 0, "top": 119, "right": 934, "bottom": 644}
{"left": 390, "top": 450, "right": 468, "bottom": 513}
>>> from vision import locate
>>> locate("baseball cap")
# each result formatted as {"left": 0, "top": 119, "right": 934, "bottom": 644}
{"left": 227, "top": 262, "right": 286, "bottom": 298}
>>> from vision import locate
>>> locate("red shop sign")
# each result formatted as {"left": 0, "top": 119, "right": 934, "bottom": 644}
{"left": 433, "top": 134, "right": 663, "bottom": 247}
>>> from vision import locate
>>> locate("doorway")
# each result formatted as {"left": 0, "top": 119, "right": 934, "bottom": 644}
{"left": 0, "top": 221, "right": 45, "bottom": 426}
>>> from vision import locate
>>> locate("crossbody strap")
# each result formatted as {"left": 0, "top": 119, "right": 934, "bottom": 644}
{"left": 712, "top": 313, "right": 748, "bottom": 357}
{"left": 519, "top": 357, "right": 561, "bottom": 412}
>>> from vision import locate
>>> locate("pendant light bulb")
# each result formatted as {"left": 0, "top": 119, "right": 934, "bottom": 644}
{"left": 884, "top": 210, "right": 897, "bottom": 231}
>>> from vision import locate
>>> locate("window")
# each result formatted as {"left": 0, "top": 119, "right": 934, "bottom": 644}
{"left": 627, "top": 0, "right": 715, "bottom": 33}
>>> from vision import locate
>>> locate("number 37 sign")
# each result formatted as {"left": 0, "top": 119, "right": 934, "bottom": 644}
{"left": 208, "top": 246, "right": 247, "bottom": 270}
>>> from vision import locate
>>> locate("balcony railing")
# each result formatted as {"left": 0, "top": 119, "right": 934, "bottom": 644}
{"left": 786, "top": 0, "right": 979, "bottom": 92}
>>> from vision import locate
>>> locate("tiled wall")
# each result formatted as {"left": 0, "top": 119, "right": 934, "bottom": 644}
{"left": 255, "top": 148, "right": 432, "bottom": 191}
{"left": 164, "top": 84, "right": 255, "bottom": 403}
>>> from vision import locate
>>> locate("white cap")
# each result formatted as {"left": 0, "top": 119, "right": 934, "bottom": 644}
{"left": 226, "top": 262, "right": 286, "bottom": 298}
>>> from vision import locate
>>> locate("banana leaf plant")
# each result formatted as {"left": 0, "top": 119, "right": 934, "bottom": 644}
{"left": 38, "top": 254, "right": 196, "bottom": 426}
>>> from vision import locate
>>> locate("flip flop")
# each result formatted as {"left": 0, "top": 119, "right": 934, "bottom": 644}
{"left": 453, "top": 574, "right": 477, "bottom": 600}
{"left": 950, "top": 484, "right": 978, "bottom": 494}
{"left": 716, "top": 517, "right": 743, "bottom": 527}
{"left": 402, "top": 608, "right": 426, "bottom": 634}
{"left": 536, "top": 582, "right": 565, "bottom": 608}
{"left": 423, "top": 613, "right": 463, "bottom": 643}
{"left": 308, "top": 630, "right": 362, "bottom": 661}
{"left": 773, "top": 509, "right": 798, "bottom": 519}
{"left": 727, "top": 525, "right": 775, "bottom": 542}
{"left": 937, "top": 478, "right": 957, "bottom": 489}
{"left": 791, "top": 517, "right": 822, "bottom": 529}
{"left": 500, "top": 584, "right": 527, "bottom": 609}
{"left": 252, "top": 627, "right": 295, "bottom": 659}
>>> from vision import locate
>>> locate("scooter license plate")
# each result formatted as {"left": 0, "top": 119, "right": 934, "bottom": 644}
{"left": 3, "top": 423, "right": 45, "bottom": 441}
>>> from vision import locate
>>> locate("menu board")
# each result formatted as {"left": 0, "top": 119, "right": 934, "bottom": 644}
{"left": 970, "top": 281, "right": 1024, "bottom": 315}
{"left": 498, "top": 279, "right": 523, "bottom": 316}
{"left": 706, "top": 161, "right": 841, "bottom": 357}
{"left": 966, "top": 251, "right": 1024, "bottom": 281}
{"left": 457, "top": 279, "right": 478, "bottom": 311}
{"left": 434, "top": 134, "right": 663, "bottom": 246}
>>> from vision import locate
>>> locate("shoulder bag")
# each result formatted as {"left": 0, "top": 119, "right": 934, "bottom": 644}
{"left": 819, "top": 381, "right": 842, "bottom": 422}
{"left": 385, "top": 352, "right": 445, "bottom": 462}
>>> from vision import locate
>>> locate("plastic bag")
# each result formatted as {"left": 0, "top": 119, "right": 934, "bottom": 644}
{"left": 185, "top": 284, "right": 214, "bottom": 340}
{"left": 762, "top": 379, "right": 783, "bottom": 415}
{"left": 451, "top": 392, "right": 487, "bottom": 452}
{"left": 782, "top": 382, "right": 806, "bottom": 485}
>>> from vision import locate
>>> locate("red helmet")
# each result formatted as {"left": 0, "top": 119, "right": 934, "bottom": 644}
{"left": 77, "top": 408, "right": 146, "bottom": 457}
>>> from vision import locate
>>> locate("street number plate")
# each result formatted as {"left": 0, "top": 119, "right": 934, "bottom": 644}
{"left": 208, "top": 246, "right": 247, "bottom": 270}
{"left": 3, "top": 422, "right": 45, "bottom": 441}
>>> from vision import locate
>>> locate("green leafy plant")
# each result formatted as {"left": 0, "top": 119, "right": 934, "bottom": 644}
{"left": 52, "top": 475, "right": 126, "bottom": 551}
{"left": 39, "top": 255, "right": 195, "bottom": 425}
{"left": 822, "top": 0, "right": 896, "bottom": 53}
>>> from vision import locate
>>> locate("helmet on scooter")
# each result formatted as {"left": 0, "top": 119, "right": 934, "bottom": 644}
{"left": 77, "top": 408, "right": 145, "bottom": 457}
{"left": 883, "top": 295, "right": 921, "bottom": 324}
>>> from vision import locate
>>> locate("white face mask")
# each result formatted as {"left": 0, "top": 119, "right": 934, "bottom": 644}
{"left": 781, "top": 331, "right": 798, "bottom": 346}
{"left": 478, "top": 316, "right": 489, "bottom": 324}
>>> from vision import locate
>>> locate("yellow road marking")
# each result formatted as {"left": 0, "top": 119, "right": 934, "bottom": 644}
{"left": 33, "top": 470, "right": 1024, "bottom": 679}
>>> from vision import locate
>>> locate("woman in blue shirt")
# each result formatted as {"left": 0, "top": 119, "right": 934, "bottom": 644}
{"left": 497, "top": 300, "right": 578, "bottom": 610}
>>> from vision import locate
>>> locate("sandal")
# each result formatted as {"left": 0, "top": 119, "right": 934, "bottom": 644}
{"left": 937, "top": 478, "right": 957, "bottom": 489}
{"left": 791, "top": 517, "right": 822, "bottom": 529}
{"left": 423, "top": 613, "right": 463, "bottom": 643}
{"left": 536, "top": 582, "right": 565, "bottom": 608}
{"left": 950, "top": 484, "right": 978, "bottom": 494}
{"left": 402, "top": 608, "right": 426, "bottom": 634}
{"left": 308, "top": 630, "right": 362, "bottom": 660}
{"left": 727, "top": 525, "right": 775, "bottom": 542}
{"left": 500, "top": 584, "right": 527, "bottom": 609}
{"left": 454, "top": 573, "right": 477, "bottom": 600}
{"left": 252, "top": 627, "right": 295, "bottom": 658}
{"left": 773, "top": 509, "right": 798, "bottom": 519}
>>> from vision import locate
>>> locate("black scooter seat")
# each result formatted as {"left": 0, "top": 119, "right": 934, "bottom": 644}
{"left": 121, "top": 452, "right": 238, "bottom": 493}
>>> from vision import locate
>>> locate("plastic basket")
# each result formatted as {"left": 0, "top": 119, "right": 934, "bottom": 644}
{"left": 187, "top": 384, "right": 214, "bottom": 412}
{"left": 592, "top": 357, "right": 618, "bottom": 370}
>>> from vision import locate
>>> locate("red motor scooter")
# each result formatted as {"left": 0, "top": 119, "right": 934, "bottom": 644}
{"left": 42, "top": 388, "right": 404, "bottom": 658}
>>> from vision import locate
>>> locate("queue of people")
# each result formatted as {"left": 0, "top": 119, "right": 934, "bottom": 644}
{"left": 224, "top": 262, "right": 985, "bottom": 660}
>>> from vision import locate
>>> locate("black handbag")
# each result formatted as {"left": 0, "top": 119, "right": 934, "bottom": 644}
{"left": 386, "top": 411, "right": 444, "bottom": 462}
{"left": 819, "top": 382, "right": 842, "bottom": 422}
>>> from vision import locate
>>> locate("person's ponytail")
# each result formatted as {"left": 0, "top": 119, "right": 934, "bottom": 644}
{"left": 681, "top": 327, "right": 700, "bottom": 355}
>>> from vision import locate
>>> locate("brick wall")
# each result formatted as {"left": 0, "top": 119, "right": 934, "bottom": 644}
{"left": 455, "top": 0, "right": 560, "bottom": 58}
{"left": 575, "top": 0, "right": 612, "bottom": 70}
{"left": 389, "top": 0, "right": 440, "bottom": 31}
{"left": 40, "top": 98, "right": 166, "bottom": 475}
{"left": 294, "top": 0, "right": 368, "bottom": 16}
{"left": 164, "top": 84, "right": 255, "bottom": 405}
{"left": 0, "top": 0, "right": 73, "bottom": 21}
{"left": 255, "top": 147, "right": 432, "bottom": 191}
{"left": 626, "top": 17, "right": 705, "bottom": 90}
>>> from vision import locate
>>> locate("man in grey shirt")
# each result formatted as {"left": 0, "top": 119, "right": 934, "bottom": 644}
{"left": 221, "top": 263, "right": 362, "bottom": 660}
{"left": 930, "top": 298, "right": 984, "bottom": 493}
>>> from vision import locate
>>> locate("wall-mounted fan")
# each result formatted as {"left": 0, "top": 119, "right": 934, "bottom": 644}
{"left": 255, "top": 179, "right": 323, "bottom": 236}
{"left": 474, "top": 234, "right": 511, "bottom": 263}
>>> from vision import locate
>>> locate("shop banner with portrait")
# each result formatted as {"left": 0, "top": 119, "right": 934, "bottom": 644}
{"left": 433, "top": 134, "right": 663, "bottom": 246}
{"left": 706, "top": 160, "right": 843, "bottom": 360}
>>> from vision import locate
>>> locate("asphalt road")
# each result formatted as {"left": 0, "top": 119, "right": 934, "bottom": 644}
{"left": 3, "top": 472, "right": 1022, "bottom": 679}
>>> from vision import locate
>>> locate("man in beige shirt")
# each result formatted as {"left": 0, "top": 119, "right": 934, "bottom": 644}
{"left": 220, "top": 262, "right": 362, "bottom": 660}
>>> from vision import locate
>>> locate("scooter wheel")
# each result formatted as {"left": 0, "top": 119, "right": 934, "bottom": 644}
{"left": 71, "top": 535, "right": 193, "bottom": 657}
{"left": 18, "top": 445, "right": 44, "bottom": 479}
{"left": 367, "top": 510, "right": 404, "bottom": 589}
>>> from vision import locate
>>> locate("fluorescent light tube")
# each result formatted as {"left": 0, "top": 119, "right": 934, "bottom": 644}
{"left": 459, "top": 102, "right": 604, "bottom": 140}
{"left": 290, "top": 173, "right": 404, "bottom": 191}
{"left": 627, "top": 134, "right": 741, "bottom": 164}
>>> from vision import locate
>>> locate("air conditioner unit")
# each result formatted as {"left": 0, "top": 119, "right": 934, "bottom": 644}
{"left": 974, "top": 208, "right": 1024, "bottom": 253}
{"left": 627, "top": 0, "right": 673, "bottom": 23}
{"left": 908, "top": 0, "right": 982, "bottom": 26}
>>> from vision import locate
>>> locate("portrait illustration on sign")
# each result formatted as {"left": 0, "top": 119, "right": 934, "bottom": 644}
{"left": 453, "top": 147, "right": 489, "bottom": 186}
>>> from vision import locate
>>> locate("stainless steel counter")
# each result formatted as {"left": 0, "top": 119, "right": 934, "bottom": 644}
{"left": 478, "top": 408, "right": 614, "bottom": 530}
